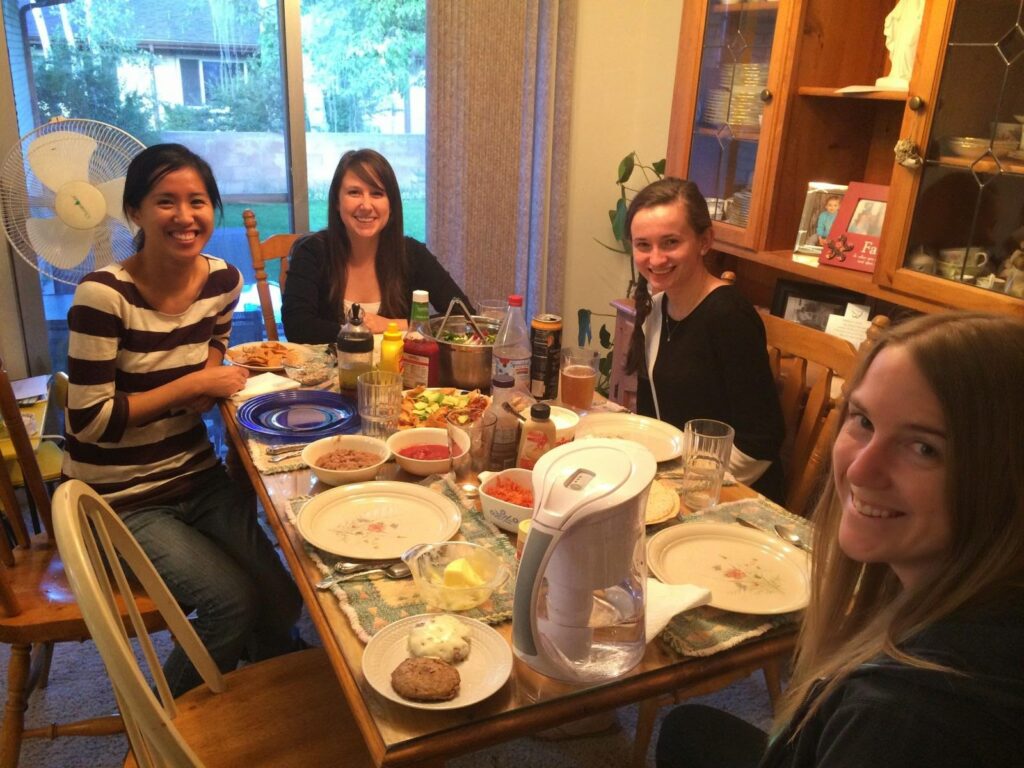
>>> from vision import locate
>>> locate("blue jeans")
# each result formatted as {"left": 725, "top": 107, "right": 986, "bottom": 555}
{"left": 121, "top": 467, "right": 302, "bottom": 696}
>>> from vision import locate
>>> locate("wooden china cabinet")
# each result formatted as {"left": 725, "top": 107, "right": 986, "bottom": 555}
{"left": 663, "top": 0, "right": 1024, "bottom": 319}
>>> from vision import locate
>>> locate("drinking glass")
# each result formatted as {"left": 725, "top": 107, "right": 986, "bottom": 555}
{"left": 680, "top": 419, "right": 734, "bottom": 511}
{"left": 559, "top": 347, "right": 599, "bottom": 411}
{"left": 477, "top": 299, "right": 507, "bottom": 322}
{"left": 356, "top": 370, "right": 403, "bottom": 439}
{"left": 446, "top": 408, "right": 497, "bottom": 496}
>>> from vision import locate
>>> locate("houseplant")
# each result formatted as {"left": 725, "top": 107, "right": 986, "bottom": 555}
{"left": 581, "top": 152, "right": 664, "bottom": 396}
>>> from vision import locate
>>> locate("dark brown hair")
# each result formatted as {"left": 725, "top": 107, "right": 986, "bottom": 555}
{"left": 623, "top": 178, "right": 712, "bottom": 375}
{"left": 320, "top": 148, "right": 409, "bottom": 319}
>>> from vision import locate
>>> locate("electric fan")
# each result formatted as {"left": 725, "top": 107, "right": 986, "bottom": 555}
{"left": 0, "top": 117, "right": 145, "bottom": 285}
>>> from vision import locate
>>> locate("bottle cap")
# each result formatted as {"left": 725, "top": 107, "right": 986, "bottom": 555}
{"left": 413, "top": 289, "right": 429, "bottom": 304}
{"left": 491, "top": 374, "right": 514, "bottom": 389}
{"left": 530, "top": 403, "right": 550, "bottom": 420}
{"left": 508, "top": 294, "right": 523, "bottom": 307}
{"left": 383, "top": 321, "right": 403, "bottom": 340}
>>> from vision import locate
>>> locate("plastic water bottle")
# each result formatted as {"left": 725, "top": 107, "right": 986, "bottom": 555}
{"left": 491, "top": 294, "right": 531, "bottom": 391}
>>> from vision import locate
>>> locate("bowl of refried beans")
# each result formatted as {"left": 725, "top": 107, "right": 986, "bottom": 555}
{"left": 302, "top": 434, "right": 390, "bottom": 485}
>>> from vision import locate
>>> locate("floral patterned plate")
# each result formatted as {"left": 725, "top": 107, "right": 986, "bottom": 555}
{"left": 647, "top": 521, "right": 810, "bottom": 614}
{"left": 296, "top": 481, "right": 461, "bottom": 559}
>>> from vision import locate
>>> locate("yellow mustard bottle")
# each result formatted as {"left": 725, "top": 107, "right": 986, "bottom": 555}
{"left": 380, "top": 321, "right": 404, "bottom": 374}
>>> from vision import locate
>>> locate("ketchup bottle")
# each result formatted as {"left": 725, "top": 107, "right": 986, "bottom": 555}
{"left": 401, "top": 289, "right": 441, "bottom": 388}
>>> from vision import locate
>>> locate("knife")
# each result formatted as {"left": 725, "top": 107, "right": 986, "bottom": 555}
{"left": 266, "top": 442, "right": 312, "bottom": 455}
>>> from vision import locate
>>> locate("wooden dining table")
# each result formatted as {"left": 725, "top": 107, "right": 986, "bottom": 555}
{"left": 220, "top": 398, "right": 797, "bottom": 768}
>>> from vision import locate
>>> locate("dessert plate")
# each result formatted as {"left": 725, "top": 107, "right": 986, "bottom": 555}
{"left": 362, "top": 614, "right": 512, "bottom": 710}
{"left": 296, "top": 481, "right": 461, "bottom": 559}
{"left": 647, "top": 521, "right": 810, "bottom": 614}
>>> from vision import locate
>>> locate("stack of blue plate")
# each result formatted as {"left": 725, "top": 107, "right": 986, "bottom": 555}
{"left": 236, "top": 390, "right": 360, "bottom": 439}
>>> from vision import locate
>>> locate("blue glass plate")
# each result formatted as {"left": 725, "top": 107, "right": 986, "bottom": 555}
{"left": 236, "top": 390, "right": 359, "bottom": 439}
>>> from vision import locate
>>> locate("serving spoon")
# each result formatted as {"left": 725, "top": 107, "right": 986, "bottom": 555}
{"left": 316, "top": 561, "right": 411, "bottom": 590}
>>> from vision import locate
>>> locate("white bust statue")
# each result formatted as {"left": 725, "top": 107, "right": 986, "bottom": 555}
{"left": 876, "top": 0, "right": 925, "bottom": 90}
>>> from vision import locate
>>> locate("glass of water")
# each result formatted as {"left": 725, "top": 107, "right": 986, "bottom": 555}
{"left": 356, "top": 370, "right": 403, "bottom": 439}
{"left": 680, "top": 419, "right": 734, "bottom": 511}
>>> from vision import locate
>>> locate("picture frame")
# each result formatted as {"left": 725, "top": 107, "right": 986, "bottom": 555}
{"left": 818, "top": 182, "right": 890, "bottom": 273}
{"left": 770, "top": 279, "right": 866, "bottom": 332}
{"left": 793, "top": 182, "right": 849, "bottom": 255}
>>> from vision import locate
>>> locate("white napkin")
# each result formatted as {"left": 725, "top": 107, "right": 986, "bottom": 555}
{"left": 645, "top": 578, "right": 711, "bottom": 640}
{"left": 231, "top": 372, "right": 300, "bottom": 403}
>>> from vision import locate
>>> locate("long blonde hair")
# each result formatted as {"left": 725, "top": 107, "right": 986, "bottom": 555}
{"left": 777, "top": 312, "right": 1024, "bottom": 734}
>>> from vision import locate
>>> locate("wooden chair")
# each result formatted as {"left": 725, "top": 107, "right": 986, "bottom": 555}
{"left": 243, "top": 209, "right": 299, "bottom": 341}
{"left": 5, "top": 373, "right": 67, "bottom": 533}
{"left": 0, "top": 359, "right": 164, "bottom": 768}
{"left": 52, "top": 479, "right": 374, "bottom": 768}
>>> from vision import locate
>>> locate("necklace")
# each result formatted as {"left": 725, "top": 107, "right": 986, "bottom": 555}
{"left": 664, "top": 313, "right": 685, "bottom": 343}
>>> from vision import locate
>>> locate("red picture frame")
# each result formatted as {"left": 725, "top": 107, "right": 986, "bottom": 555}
{"left": 818, "top": 182, "right": 889, "bottom": 273}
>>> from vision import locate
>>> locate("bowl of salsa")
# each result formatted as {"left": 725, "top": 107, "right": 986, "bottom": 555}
{"left": 387, "top": 427, "right": 455, "bottom": 476}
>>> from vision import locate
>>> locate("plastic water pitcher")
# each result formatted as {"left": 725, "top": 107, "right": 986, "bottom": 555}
{"left": 512, "top": 439, "right": 656, "bottom": 683}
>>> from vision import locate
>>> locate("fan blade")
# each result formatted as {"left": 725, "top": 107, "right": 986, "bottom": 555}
{"left": 26, "top": 216, "right": 94, "bottom": 269}
{"left": 27, "top": 131, "right": 98, "bottom": 192}
{"left": 96, "top": 176, "right": 132, "bottom": 229}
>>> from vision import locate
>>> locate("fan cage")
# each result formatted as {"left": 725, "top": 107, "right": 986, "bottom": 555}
{"left": 1, "top": 118, "right": 144, "bottom": 285}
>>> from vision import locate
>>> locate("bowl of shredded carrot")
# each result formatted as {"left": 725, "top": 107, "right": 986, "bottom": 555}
{"left": 478, "top": 468, "right": 534, "bottom": 533}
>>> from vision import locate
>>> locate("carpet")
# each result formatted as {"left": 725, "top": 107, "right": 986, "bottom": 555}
{"left": 0, "top": 617, "right": 777, "bottom": 768}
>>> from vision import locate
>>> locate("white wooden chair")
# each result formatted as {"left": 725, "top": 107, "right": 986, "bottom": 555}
{"left": 51, "top": 480, "right": 373, "bottom": 768}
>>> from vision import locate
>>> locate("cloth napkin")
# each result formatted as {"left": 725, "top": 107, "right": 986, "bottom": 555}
{"left": 231, "top": 372, "right": 300, "bottom": 403}
{"left": 645, "top": 578, "right": 711, "bottom": 640}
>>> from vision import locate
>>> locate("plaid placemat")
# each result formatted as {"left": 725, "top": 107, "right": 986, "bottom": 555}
{"left": 248, "top": 438, "right": 308, "bottom": 474}
{"left": 656, "top": 498, "right": 808, "bottom": 657}
{"left": 285, "top": 475, "right": 517, "bottom": 643}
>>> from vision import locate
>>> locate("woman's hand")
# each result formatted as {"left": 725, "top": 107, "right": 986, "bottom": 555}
{"left": 196, "top": 364, "right": 250, "bottom": 399}
{"left": 183, "top": 395, "right": 217, "bottom": 414}
{"left": 363, "top": 312, "right": 406, "bottom": 333}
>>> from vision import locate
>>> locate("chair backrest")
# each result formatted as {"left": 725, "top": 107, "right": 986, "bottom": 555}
{"left": 759, "top": 312, "right": 858, "bottom": 516}
{"left": 243, "top": 209, "right": 300, "bottom": 341}
{"left": 52, "top": 480, "right": 226, "bottom": 768}
{"left": 0, "top": 358, "right": 52, "bottom": 563}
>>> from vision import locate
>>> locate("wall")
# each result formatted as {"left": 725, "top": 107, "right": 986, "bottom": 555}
{"left": 561, "top": 0, "right": 682, "bottom": 348}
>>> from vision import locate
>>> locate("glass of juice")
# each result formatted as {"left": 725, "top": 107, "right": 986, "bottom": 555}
{"left": 558, "top": 347, "right": 599, "bottom": 411}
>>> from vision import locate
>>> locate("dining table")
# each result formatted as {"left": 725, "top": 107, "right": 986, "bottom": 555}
{"left": 0, "top": 377, "right": 50, "bottom": 461}
{"left": 219, "top": 390, "right": 804, "bottom": 768}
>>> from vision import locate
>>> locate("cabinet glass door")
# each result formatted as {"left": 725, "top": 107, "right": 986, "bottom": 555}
{"left": 688, "top": 3, "right": 778, "bottom": 233}
{"left": 901, "top": 0, "right": 1024, "bottom": 302}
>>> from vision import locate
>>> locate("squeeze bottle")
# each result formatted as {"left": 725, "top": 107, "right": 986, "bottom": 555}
{"left": 380, "top": 322, "right": 404, "bottom": 374}
{"left": 401, "top": 290, "right": 441, "bottom": 388}
{"left": 516, "top": 403, "right": 556, "bottom": 469}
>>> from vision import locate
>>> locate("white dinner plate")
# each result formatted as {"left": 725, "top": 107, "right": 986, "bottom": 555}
{"left": 295, "top": 481, "right": 461, "bottom": 559}
{"left": 362, "top": 613, "right": 512, "bottom": 710}
{"left": 647, "top": 522, "right": 810, "bottom": 614}
{"left": 575, "top": 413, "right": 684, "bottom": 462}
{"left": 225, "top": 341, "right": 312, "bottom": 371}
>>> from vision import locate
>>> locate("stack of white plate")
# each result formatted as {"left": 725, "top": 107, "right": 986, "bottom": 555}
{"left": 725, "top": 188, "right": 752, "bottom": 226}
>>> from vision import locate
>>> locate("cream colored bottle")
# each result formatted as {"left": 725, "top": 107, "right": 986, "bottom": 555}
{"left": 516, "top": 403, "right": 556, "bottom": 469}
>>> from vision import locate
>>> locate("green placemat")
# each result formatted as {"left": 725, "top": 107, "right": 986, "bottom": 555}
{"left": 286, "top": 475, "right": 516, "bottom": 643}
{"left": 657, "top": 497, "right": 807, "bottom": 657}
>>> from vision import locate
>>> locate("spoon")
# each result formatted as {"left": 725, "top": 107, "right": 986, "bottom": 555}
{"left": 774, "top": 523, "right": 811, "bottom": 552}
{"left": 334, "top": 559, "right": 397, "bottom": 575}
{"left": 316, "top": 561, "right": 411, "bottom": 590}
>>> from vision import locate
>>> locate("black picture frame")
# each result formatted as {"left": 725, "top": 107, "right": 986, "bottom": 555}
{"left": 770, "top": 279, "right": 866, "bottom": 332}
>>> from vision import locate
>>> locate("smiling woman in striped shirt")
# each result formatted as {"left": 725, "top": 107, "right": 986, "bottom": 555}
{"left": 63, "top": 143, "right": 302, "bottom": 696}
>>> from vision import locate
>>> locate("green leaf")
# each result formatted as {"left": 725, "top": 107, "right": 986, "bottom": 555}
{"left": 616, "top": 153, "right": 635, "bottom": 185}
{"left": 611, "top": 198, "right": 628, "bottom": 243}
{"left": 599, "top": 324, "right": 612, "bottom": 348}
{"left": 598, "top": 355, "right": 612, "bottom": 376}
{"left": 652, "top": 158, "right": 666, "bottom": 176}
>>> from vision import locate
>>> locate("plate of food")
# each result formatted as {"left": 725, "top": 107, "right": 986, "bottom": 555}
{"left": 647, "top": 521, "right": 810, "bottom": 614}
{"left": 295, "top": 481, "right": 461, "bottom": 559}
{"left": 575, "top": 413, "right": 685, "bottom": 462}
{"left": 398, "top": 386, "right": 490, "bottom": 429}
{"left": 362, "top": 613, "right": 512, "bottom": 710}
{"left": 226, "top": 341, "right": 312, "bottom": 371}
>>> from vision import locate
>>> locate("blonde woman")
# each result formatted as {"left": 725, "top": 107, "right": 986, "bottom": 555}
{"left": 656, "top": 312, "right": 1024, "bottom": 767}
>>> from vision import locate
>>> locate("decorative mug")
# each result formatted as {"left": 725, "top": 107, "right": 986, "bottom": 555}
{"left": 937, "top": 247, "right": 989, "bottom": 277}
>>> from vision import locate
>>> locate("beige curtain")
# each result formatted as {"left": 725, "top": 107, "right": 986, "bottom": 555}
{"left": 427, "top": 0, "right": 576, "bottom": 321}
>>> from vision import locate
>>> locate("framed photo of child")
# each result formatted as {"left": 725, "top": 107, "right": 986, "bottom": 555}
{"left": 793, "top": 182, "right": 849, "bottom": 256}
{"left": 818, "top": 182, "right": 890, "bottom": 273}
